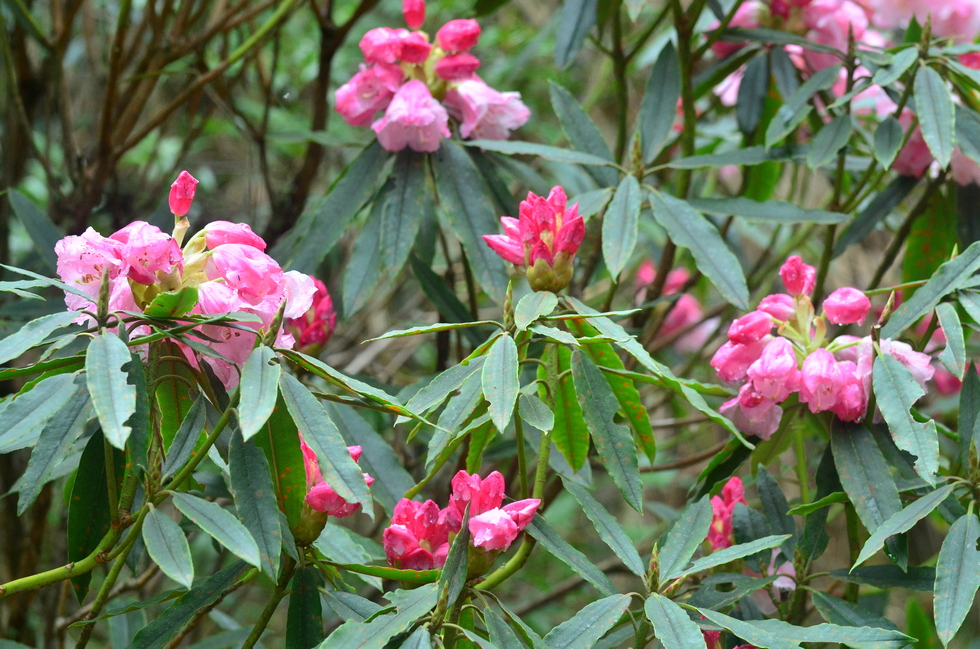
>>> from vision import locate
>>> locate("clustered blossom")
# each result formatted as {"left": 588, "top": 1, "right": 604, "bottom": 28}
{"left": 483, "top": 186, "right": 585, "bottom": 292}
{"left": 54, "top": 171, "right": 320, "bottom": 389}
{"left": 708, "top": 476, "right": 747, "bottom": 551}
{"left": 335, "top": 5, "right": 529, "bottom": 152}
{"left": 711, "top": 256, "right": 934, "bottom": 440}
{"left": 634, "top": 261, "right": 718, "bottom": 352}
{"left": 383, "top": 470, "right": 539, "bottom": 572}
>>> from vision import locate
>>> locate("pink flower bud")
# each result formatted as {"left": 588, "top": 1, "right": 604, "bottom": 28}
{"left": 779, "top": 256, "right": 816, "bottom": 296}
{"left": 301, "top": 438, "right": 374, "bottom": 517}
{"left": 502, "top": 499, "right": 540, "bottom": 528}
{"left": 372, "top": 80, "right": 450, "bottom": 153}
{"left": 757, "top": 293, "right": 796, "bottom": 321}
{"left": 893, "top": 111, "right": 933, "bottom": 178}
{"left": 720, "top": 385, "right": 783, "bottom": 440}
{"left": 728, "top": 310, "right": 774, "bottom": 344}
{"left": 469, "top": 508, "right": 520, "bottom": 551}
{"left": 799, "top": 348, "right": 843, "bottom": 413}
{"left": 635, "top": 260, "right": 656, "bottom": 288}
{"left": 707, "top": 476, "right": 747, "bottom": 550}
{"left": 822, "top": 287, "right": 871, "bottom": 325}
{"left": 830, "top": 361, "right": 867, "bottom": 421}
{"left": 435, "top": 52, "right": 481, "bottom": 81}
{"left": 710, "top": 337, "right": 770, "bottom": 382}
{"left": 747, "top": 337, "right": 801, "bottom": 401}
{"left": 402, "top": 0, "right": 425, "bottom": 29}
{"left": 286, "top": 279, "right": 337, "bottom": 350}
{"left": 203, "top": 221, "right": 266, "bottom": 251}
{"left": 436, "top": 19, "right": 481, "bottom": 52}
{"left": 360, "top": 27, "right": 407, "bottom": 64}
{"left": 169, "top": 171, "right": 199, "bottom": 217}
{"left": 448, "top": 470, "right": 505, "bottom": 524}
{"left": 399, "top": 31, "right": 433, "bottom": 64}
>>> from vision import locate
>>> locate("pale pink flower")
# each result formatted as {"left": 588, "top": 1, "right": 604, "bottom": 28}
{"left": 802, "top": 0, "right": 869, "bottom": 72}
{"left": 879, "top": 338, "right": 935, "bottom": 389}
{"left": 169, "top": 171, "right": 198, "bottom": 217}
{"left": 933, "top": 363, "right": 963, "bottom": 395}
{"left": 205, "top": 243, "right": 284, "bottom": 305}
{"left": 301, "top": 438, "right": 374, "bottom": 517}
{"left": 444, "top": 78, "right": 530, "bottom": 140}
{"left": 708, "top": 477, "right": 747, "bottom": 550}
{"left": 714, "top": 68, "right": 743, "bottom": 107}
{"left": 203, "top": 221, "right": 266, "bottom": 251}
{"left": 436, "top": 19, "right": 481, "bottom": 52}
{"left": 372, "top": 80, "right": 450, "bottom": 153}
{"left": 334, "top": 63, "right": 404, "bottom": 127}
{"left": 823, "top": 287, "right": 871, "bottom": 324}
{"left": 55, "top": 228, "right": 125, "bottom": 312}
{"left": 403, "top": 0, "right": 425, "bottom": 29}
{"left": 635, "top": 260, "right": 656, "bottom": 288}
{"left": 747, "top": 337, "right": 801, "bottom": 401}
{"left": 501, "top": 499, "right": 539, "bottom": 527}
{"left": 893, "top": 111, "right": 933, "bottom": 177}
{"left": 864, "top": 0, "right": 917, "bottom": 29}
{"left": 758, "top": 294, "right": 796, "bottom": 321}
{"left": 711, "top": 337, "right": 771, "bottom": 382}
{"left": 109, "top": 221, "right": 182, "bottom": 285}
{"left": 916, "top": 0, "right": 980, "bottom": 43}
{"left": 779, "top": 256, "right": 816, "bottom": 296}
{"left": 831, "top": 361, "right": 867, "bottom": 421}
{"left": 799, "top": 348, "right": 844, "bottom": 412}
{"left": 728, "top": 311, "right": 774, "bottom": 345}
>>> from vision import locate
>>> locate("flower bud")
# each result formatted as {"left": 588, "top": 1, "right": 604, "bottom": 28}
{"left": 779, "top": 256, "right": 816, "bottom": 296}
{"left": 727, "top": 310, "right": 774, "bottom": 344}
{"left": 822, "top": 287, "right": 871, "bottom": 324}
{"left": 469, "top": 509, "right": 519, "bottom": 551}
{"left": 203, "top": 220, "right": 266, "bottom": 251}
{"left": 799, "top": 348, "right": 843, "bottom": 412}
{"left": 169, "top": 171, "right": 199, "bottom": 217}
{"left": 436, "top": 19, "right": 481, "bottom": 52}
{"left": 710, "top": 337, "right": 770, "bottom": 382}
{"left": 746, "top": 337, "right": 801, "bottom": 401}
{"left": 402, "top": 0, "right": 425, "bottom": 29}
{"left": 360, "top": 27, "right": 407, "bottom": 64}
{"left": 399, "top": 31, "right": 433, "bottom": 64}
{"left": 757, "top": 293, "right": 796, "bottom": 321}
{"left": 435, "top": 52, "right": 480, "bottom": 80}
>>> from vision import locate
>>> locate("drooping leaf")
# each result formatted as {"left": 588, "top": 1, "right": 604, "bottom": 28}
{"left": 563, "top": 480, "right": 644, "bottom": 576}
{"left": 829, "top": 565, "right": 936, "bottom": 591}
{"left": 249, "top": 393, "right": 307, "bottom": 529}
{"left": 659, "top": 497, "right": 713, "bottom": 582}
{"left": 675, "top": 535, "right": 790, "bottom": 579}
{"left": 171, "top": 493, "right": 261, "bottom": 568}
{"left": 515, "top": 292, "right": 558, "bottom": 331}
{"left": 811, "top": 591, "right": 900, "bottom": 635}
{"left": 807, "top": 114, "right": 853, "bottom": 169}
{"left": 757, "top": 465, "right": 797, "bottom": 556}
{"left": 0, "top": 310, "right": 78, "bottom": 366}
{"left": 765, "top": 64, "right": 841, "bottom": 147}
{"left": 525, "top": 516, "right": 616, "bottom": 596}
{"left": 640, "top": 43, "right": 681, "bottom": 162}
{"left": 8, "top": 189, "right": 60, "bottom": 270}
{"left": 644, "top": 593, "right": 707, "bottom": 649}
{"left": 228, "top": 431, "right": 282, "bottom": 579}
{"left": 959, "top": 364, "right": 980, "bottom": 464}
{"left": 554, "top": 0, "right": 599, "bottom": 69}
{"left": 737, "top": 54, "right": 769, "bottom": 135}
{"left": 143, "top": 506, "right": 194, "bottom": 589}
{"left": 431, "top": 370, "right": 485, "bottom": 465}
{"left": 549, "top": 81, "right": 618, "bottom": 187}
{"left": 238, "top": 346, "right": 281, "bottom": 441}
{"left": 483, "top": 334, "right": 519, "bottom": 433}
{"left": 86, "top": 332, "right": 137, "bottom": 449}
{"left": 873, "top": 354, "right": 939, "bottom": 484}
{"left": 343, "top": 194, "right": 386, "bottom": 316}
{"left": 287, "top": 565, "right": 324, "bottom": 649}
{"left": 438, "top": 504, "right": 471, "bottom": 608}
{"left": 696, "top": 608, "right": 800, "bottom": 649}
{"left": 543, "top": 595, "right": 630, "bottom": 649}
{"left": 853, "top": 484, "right": 956, "bottom": 569}
{"left": 915, "top": 65, "right": 956, "bottom": 168}
{"left": 934, "top": 513, "right": 980, "bottom": 646}
{"left": 379, "top": 149, "right": 427, "bottom": 278}
{"left": 319, "top": 584, "right": 439, "bottom": 649}
{"left": 602, "top": 176, "right": 642, "bottom": 279}
{"left": 463, "top": 140, "right": 616, "bottom": 168}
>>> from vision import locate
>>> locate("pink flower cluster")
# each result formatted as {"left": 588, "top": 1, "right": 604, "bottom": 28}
{"left": 708, "top": 476, "right": 747, "bottom": 551}
{"left": 634, "top": 261, "right": 718, "bottom": 352}
{"left": 711, "top": 257, "right": 934, "bottom": 439}
{"left": 335, "top": 6, "right": 529, "bottom": 152}
{"left": 54, "top": 172, "right": 319, "bottom": 388}
{"left": 483, "top": 186, "right": 585, "bottom": 292}
{"left": 383, "top": 470, "right": 539, "bottom": 570}
{"left": 300, "top": 438, "right": 374, "bottom": 517}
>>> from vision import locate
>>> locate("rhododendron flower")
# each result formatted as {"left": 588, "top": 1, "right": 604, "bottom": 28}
{"left": 747, "top": 337, "right": 801, "bottom": 401}
{"left": 728, "top": 311, "right": 774, "bottom": 345}
{"left": 721, "top": 384, "right": 784, "bottom": 440}
{"left": 384, "top": 498, "right": 455, "bottom": 570}
{"left": 434, "top": 52, "right": 481, "bottom": 81}
{"left": 399, "top": 31, "right": 433, "bottom": 63}
{"left": 334, "top": 63, "right": 404, "bottom": 127}
{"left": 952, "top": 149, "right": 980, "bottom": 186}
{"left": 169, "top": 171, "right": 198, "bottom": 217}
{"left": 360, "top": 27, "right": 409, "bottom": 64}
{"left": 301, "top": 438, "right": 374, "bottom": 517}
{"left": 708, "top": 477, "right": 747, "bottom": 550}
{"left": 801, "top": 0, "right": 868, "bottom": 72}
{"left": 483, "top": 186, "right": 584, "bottom": 292}
{"left": 919, "top": 0, "right": 980, "bottom": 42}
{"left": 709, "top": 1, "right": 763, "bottom": 58}
{"left": 403, "top": 0, "right": 425, "bottom": 29}
{"left": 832, "top": 361, "right": 868, "bottom": 421}
{"left": 286, "top": 279, "right": 337, "bottom": 351}
{"left": 109, "top": 221, "right": 183, "bottom": 285}
{"left": 446, "top": 471, "right": 539, "bottom": 553}
{"left": 879, "top": 339, "right": 935, "bottom": 389}
{"left": 758, "top": 294, "right": 796, "bottom": 321}
{"left": 893, "top": 112, "right": 933, "bottom": 177}
{"left": 372, "top": 80, "right": 450, "bottom": 153}
{"left": 779, "top": 256, "right": 816, "bottom": 296}
{"left": 206, "top": 243, "right": 286, "bottom": 306}
{"left": 799, "top": 348, "right": 843, "bottom": 412}
{"left": 436, "top": 19, "right": 481, "bottom": 52}
{"left": 444, "top": 78, "right": 530, "bottom": 140}
{"left": 711, "top": 337, "right": 771, "bottom": 383}
{"left": 203, "top": 220, "right": 266, "bottom": 251}
{"left": 822, "top": 287, "right": 871, "bottom": 324}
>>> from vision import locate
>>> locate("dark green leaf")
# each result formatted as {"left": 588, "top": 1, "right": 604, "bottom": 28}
{"left": 770, "top": 47, "right": 800, "bottom": 99}
{"left": 463, "top": 140, "right": 616, "bottom": 168}
{"left": 161, "top": 395, "right": 208, "bottom": 481}
{"left": 343, "top": 191, "right": 385, "bottom": 316}
{"left": 687, "top": 197, "right": 847, "bottom": 224}
{"left": 829, "top": 565, "right": 935, "bottom": 591}
{"left": 0, "top": 372, "right": 79, "bottom": 453}
{"left": 702, "top": 610, "right": 910, "bottom": 647}
{"left": 914, "top": 66, "right": 956, "bottom": 168}
{"left": 287, "top": 566, "right": 324, "bottom": 649}
{"left": 0, "top": 310, "right": 78, "bottom": 366}
{"left": 543, "top": 595, "right": 630, "bottom": 649}
{"left": 380, "top": 150, "right": 427, "bottom": 277}
{"left": 228, "top": 431, "right": 281, "bottom": 579}
{"left": 659, "top": 497, "right": 713, "bottom": 582}
{"left": 665, "top": 145, "right": 800, "bottom": 169}
{"left": 86, "top": 332, "right": 137, "bottom": 449}
{"left": 143, "top": 506, "right": 194, "bottom": 589}
{"left": 563, "top": 480, "right": 644, "bottom": 576}
{"left": 485, "top": 606, "right": 529, "bottom": 649}
{"left": 554, "top": 0, "right": 598, "bottom": 68}
{"left": 786, "top": 491, "right": 848, "bottom": 516}
{"left": 321, "top": 590, "right": 383, "bottom": 622}
{"left": 955, "top": 105, "right": 980, "bottom": 165}
{"left": 525, "top": 516, "right": 616, "bottom": 596}
{"left": 723, "top": 28, "right": 842, "bottom": 54}
{"left": 571, "top": 349, "right": 642, "bottom": 511}
{"left": 369, "top": 321, "right": 499, "bottom": 342}
{"left": 873, "top": 354, "right": 939, "bottom": 484}
{"left": 602, "top": 176, "right": 642, "bottom": 278}
{"left": 143, "top": 286, "right": 199, "bottom": 319}
{"left": 438, "top": 505, "right": 471, "bottom": 607}
{"left": 171, "top": 493, "right": 261, "bottom": 568}
{"left": 640, "top": 43, "right": 681, "bottom": 162}
{"left": 239, "top": 346, "right": 280, "bottom": 441}
{"left": 572, "top": 188, "right": 615, "bottom": 221}
{"left": 319, "top": 584, "right": 439, "bottom": 649}
{"left": 959, "top": 364, "right": 980, "bottom": 464}
{"left": 765, "top": 65, "right": 841, "bottom": 146}
{"left": 834, "top": 175, "right": 919, "bottom": 257}
{"left": 649, "top": 191, "right": 749, "bottom": 309}
{"left": 400, "top": 627, "right": 434, "bottom": 649}
{"left": 8, "top": 189, "right": 60, "bottom": 270}
{"left": 674, "top": 535, "right": 790, "bottom": 579}
{"left": 549, "top": 81, "right": 618, "bottom": 186}
{"left": 431, "top": 370, "right": 485, "bottom": 465}
{"left": 757, "top": 465, "right": 796, "bottom": 556}
{"left": 644, "top": 593, "right": 706, "bottom": 649}
{"left": 737, "top": 55, "right": 769, "bottom": 135}
{"left": 807, "top": 114, "right": 853, "bottom": 169}
{"left": 936, "top": 302, "right": 966, "bottom": 378}
{"left": 874, "top": 116, "right": 904, "bottom": 169}
{"left": 854, "top": 484, "right": 956, "bottom": 568}
{"left": 696, "top": 608, "right": 800, "bottom": 649}
{"left": 251, "top": 393, "right": 306, "bottom": 529}
{"left": 483, "top": 334, "right": 519, "bottom": 433}
{"left": 519, "top": 393, "right": 554, "bottom": 432}
{"left": 409, "top": 254, "right": 485, "bottom": 347}
{"left": 934, "top": 513, "right": 980, "bottom": 645}
{"left": 812, "top": 591, "right": 900, "bottom": 635}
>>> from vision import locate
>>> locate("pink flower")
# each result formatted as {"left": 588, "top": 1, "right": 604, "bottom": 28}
{"left": 661, "top": 294, "right": 705, "bottom": 340}
{"left": 747, "top": 337, "right": 801, "bottom": 401}
{"left": 334, "top": 63, "right": 404, "bottom": 127}
{"left": 721, "top": 384, "right": 784, "bottom": 440}
{"left": 822, "top": 287, "right": 871, "bottom": 324}
{"left": 436, "top": 19, "right": 481, "bottom": 52}
{"left": 879, "top": 338, "right": 935, "bottom": 389}
{"left": 203, "top": 221, "right": 266, "bottom": 251}
{"left": 169, "top": 171, "right": 198, "bottom": 217}
{"left": 403, "top": 0, "right": 425, "bottom": 29}
{"left": 483, "top": 186, "right": 584, "bottom": 292}
{"left": 444, "top": 78, "right": 530, "bottom": 140}
{"left": 372, "top": 80, "right": 450, "bottom": 153}
{"left": 109, "top": 221, "right": 182, "bottom": 285}
{"left": 435, "top": 52, "right": 481, "bottom": 80}
{"left": 758, "top": 294, "right": 796, "bottom": 321}
{"left": 893, "top": 111, "right": 933, "bottom": 177}
{"left": 206, "top": 243, "right": 284, "bottom": 305}
{"left": 708, "top": 477, "right": 747, "bottom": 550}
{"left": 501, "top": 499, "right": 539, "bottom": 527}
{"left": 55, "top": 228, "right": 125, "bottom": 311}
{"left": 301, "top": 438, "right": 374, "bottom": 517}
{"left": 384, "top": 498, "right": 455, "bottom": 570}
{"left": 952, "top": 149, "right": 980, "bottom": 186}
{"left": 728, "top": 311, "right": 774, "bottom": 345}
{"left": 703, "top": 631, "right": 722, "bottom": 649}
{"left": 799, "top": 348, "right": 844, "bottom": 412}
{"left": 831, "top": 361, "right": 867, "bottom": 421}
{"left": 447, "top": 470, "right": 505, "bottom": 524}
{"left": 635, "top": 260, "right": 656, "bottom": 288}
{"left": 933, "top": 363, "right": 963, "bottom": 395}
{"left": 399, "top": 31, "right": 433, "bottom": 64}
{"left": 710, "top": 1, "right": 763, "bottom": 58}
{"left": 286, "top": 278, "right": 338, "bottom": 349}
{"left": 962, "top": 52, "right": 980, "bottom": 69}
{"left": 469, "top": 509, "right": 519, "bottom": 551}
{"left": 359, "top": 27, "right": 408, "bottom": 64}
{"left": 917, "top": 0, "right": 980, "bottom": 43}
{"left": 801, "top": 0, "right": 868, "bottom": 72}
{"left": 710, "top": 337, "right": 771, "bottom": 382}
{"left": 779, "top": 256, "right": 816, "bottom": 296}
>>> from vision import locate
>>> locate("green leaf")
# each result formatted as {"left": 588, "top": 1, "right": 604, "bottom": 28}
{"left": 658, "top": 497, "right": 712, "bottom": 582}
{"left": 400, "top": 627, "right": 434, "bottom": 649}
{"left": 807, "top": 114, "right": 853, "bottom": 169}
{"left": 834, "top": 175, "right": 919, "bottom": 257}
{"left": 737, "top": 55, "right": 769, "bottom": 135}
{"left": 485, "top": 606, "right": 532, "bottom": 649}
{"left": 702, "top": 610, "right": 911, "bottom": 648}
{"left": 543, "top": 595, "right": 630, "bottom": 649}
{"left": 934, "top": 513, "right": 980, "bottom": 645}
{"left": 831, "top": 420, "right": 906, "bottom": 567}
{"left": 874, "top": 116, "right": 904, "bottom": 169}
{"left": 431, "top": 370, "right": 485, "bottom": 465}
{"left": 571, "top": 349, "right": 642, "bottom": 512}
{"left": 0, "top": 371, "right": 82, "bottom": 452}
{"left": 649, "top": 190, "right": 749, "bottom": 309}
{"left": 406, "top": 358, "right": 485, "bottom": 418}
{"left": 549, "top": 81, "right": 618, "bottom": 187}
{"left": 873, "top": 354, "right": 939, "bottom": 484}
{"left": 914, "top": 66, "right": 956, "bottom": 168}
{"left": 757, "top": 465, "right": 796, "bottom": 556}
{"left": 438, "top": 504, "right": 471, "bottom": 608}
{"left": 287, "top": 566, "right": 324, "bottom": 649}
{"left": 434, "top": 141, "right": 509, "bottom": 302}
{"left": 463, "top": 140, "right": 615, "bottom": 168}
{"left": 368, "top": 321, "right": 498, "bottom": 342}
{"left": 525, "top": 516, "right": 616, "bottom": 596}
{"left": 228, "top": 431, "right": 281, "bottom": 579}
{"left": 143, "top": 506, "right": 194, "bottom": 589}
{"left": 829, "top": 565, "right": 935, "bottom": 591}
{"left": 143, "top": 286, "right": 200, "bottom": 319}
{"left": 554, "top": 0, "right": 598, "bottom": 68}
{"left": 665, "top": 145, "right": 800, "bottom": 169}
{"left": 321, "top": 590, "right": 383, "bottom": 622}
{"left": 86, "top": 332, "right": 137, "bottom": 449}
{"left": 8, "top": 189, "right": 60, "bottom": 271}
{"left": 686, "top": 197, "right": 847, "bottom": 224}
{"left": 343, "top": 192, "right": 386, "bottom": 316}
{"left": 238, "top": 346, "right": 280, "bottom": 441}
{"left": 272, "top": 142, "right": 390, "bottom": 274}
{"left": 483, "top": 334, "right": 519, "bottom": 433}
{"left": 959, "top": 364, "right": 980, "bottom": 464}
{"left": 171, "top": 493, "right": 261, "bottom": 568}
{"left": 127, "top": 561, "right": 249, "bottom": 649}
{"left": 320, "top": 584, "right": 439, "bottom": 649}
{"left": 250, "top": 393, "right": 307, "bottom": 529}
{"left": 408, "top": 254, "right": 485, "bottom": 348}
{"left": 602, "top": 176, "right": 642, "bottom": 279}
{"left": 689, "top": 573, "right": 779, "bottom": 611}
{"left": 280, "top": 372, "right": 371, "bottom": 512}
{"left": 545, "top": 346, "right": 590, "bottom": 471}
{"left": 770, "top": 46, "right": 800, "bottom": 99}
{"left": 0, "top": 310, "right": 78, "bottom": 366}
{"left": 515, "top": 292, "right": 558, "bottom": 331}
{"left": 956, "top": 104, "right": 980, "bottom": 165}
{"left": 380, "top": 150, "right": 427, "bottom": 278}
{"left": 812, "top": 591, "right": 900, "bottom": 635}
{"left": 786, "top": 491, "right": 848, "bottom": 516}
{"left": 161, "top": 395, "right": 208, "bottom": 481}
{"left": 640, "top": 42, "right": 681, "bottom": 163}
{"left": 644, "top": 593, "right": 707, "bottom": 649}
{"left": 871, "top": 47, "right": 918, "bottom": 87}
{"left": 153, "top": 341, "right": 199, "bottom": 450}
{"left": 936, "top": 303, "right": 965, "bottom": 379}
{"left": 563, "top": 480, "right": 645, "bottom": 576}
{"left": 572, "top": 188, "right": 615, "bottom": 222}
{"left": 519, "top": 392, "right": 554, "bottom": 432}
{"left": 673, "top": 535, "right": 791, "bottom": 579}
{"left": 765, "top": 65, "right": 841, "bottom": 146}
{"left": 853, "top": 484, "right": 956, "bottom": 569}
{"left": 17, "top": 378, "right": 89, "bottom": 514}
{"left": 696, "top": 608, "right": 800, "bottom": 649}
{"left": 67, "top": 429, "right": 124, "bottom": 601}
{"left": 903, "top": 188, "right": 957, "bottom": 289}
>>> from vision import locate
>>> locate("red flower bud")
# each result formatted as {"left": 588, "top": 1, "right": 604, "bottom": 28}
{"left": 169, "top": 171, "right": 199, "bottom": 217}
